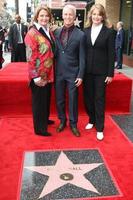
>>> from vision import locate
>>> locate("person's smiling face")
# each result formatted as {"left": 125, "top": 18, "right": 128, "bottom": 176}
{"left": 91, "top": 8, "right": 103, "bottom": 26}
{"left": 62, "top": 7, "right": 75, "bottom": 28}
{"left": 37, "top": 9, "right": 50, "bottom": 27}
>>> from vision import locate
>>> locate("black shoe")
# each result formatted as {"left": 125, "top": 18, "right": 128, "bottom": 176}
{"left": 43, "top": 132, "right": 52, "bottom": 136}
{"left": 48, "top": 120, "right": 55, "bottom": 125}
{"left": 70, "top": 127, "right": 80, "bottom": 137}
{"left": 56, "top": 123, "right": 66, "bottom": 132}
{"left": 36, "top": 132, "right": 52, "bottom": 136}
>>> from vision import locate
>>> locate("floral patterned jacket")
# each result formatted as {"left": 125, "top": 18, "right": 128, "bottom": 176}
{"left": 24, "top": 27, "right": 55, "bottom": 82}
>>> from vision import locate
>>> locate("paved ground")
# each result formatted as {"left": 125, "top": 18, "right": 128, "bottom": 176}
{"left": 117, "top": 65, "right": 133, "bottom": 80}
{"left": 112, "top": 65, "right": 133, "bottom": 142}
{"left": 3, "top": 51, "right": 11, "bottom": 67}
{"left": 2, "top": 52, "right": 133, "bottom": 142}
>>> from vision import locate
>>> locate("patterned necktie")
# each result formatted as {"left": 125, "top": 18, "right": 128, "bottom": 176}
{"left": 62, "top": 28, "right": 69, "bottom": 47}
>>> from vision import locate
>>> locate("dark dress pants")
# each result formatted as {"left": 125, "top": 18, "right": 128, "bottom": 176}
{"left": 11, "top": 43, "right": 26, "bottom": 62}
{"left": 30, "top": 80, "right": 52, "bottom": 134}
{"left": 0, "top": 46, "right": 3, "bottom": 68}
{"left": 116, "top": 47, "right": 123, "bottom": 69}
{"left": 55, "top": 75, "right": 78, "bottom": 128}
{"left": 83, "top": 74, "right": 106, "bottom": 132}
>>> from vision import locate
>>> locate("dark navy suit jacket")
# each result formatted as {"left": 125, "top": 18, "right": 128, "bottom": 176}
{"left": 115, "top": 28, "right": 125, "bottom": 49}
{"left": 55, "top": 26, "right": 86, "bottom": 79}
{"left": 9, "top": 23, "right": 27, "bottom": 48}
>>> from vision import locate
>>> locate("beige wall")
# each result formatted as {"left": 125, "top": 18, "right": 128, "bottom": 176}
{"left": 0, "top": 1, "right": 4, "bottom": 13}
{"left": 0, "top": 0, "right": 6, "bottom": 14}
{"left": 95, "top": 0, "right": 106, "bottom": 7}
{"left": 95, "top": 0, "right": 120, "bottom": 28}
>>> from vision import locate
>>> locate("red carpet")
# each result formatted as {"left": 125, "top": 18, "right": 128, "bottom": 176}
{"left": 0, "top": 115, "right": 133, "bottom": 200}
{"left": 0, "top": 63, "right": 133, "bottom": 199}
{"left": 0, "top": 62, "right": 132, "bottom": 115}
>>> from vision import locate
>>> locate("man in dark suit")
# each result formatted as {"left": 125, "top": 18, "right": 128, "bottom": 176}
{"left": 55, "top": 4, "right": 86, "bottom": 137}
{"left": 8, "top": 14, "right": 27, "bottom": 62}
{"left": 115, "top": 21, "right": 125, "bottom": 69}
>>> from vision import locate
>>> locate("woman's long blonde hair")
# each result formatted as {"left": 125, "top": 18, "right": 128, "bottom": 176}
{"left": 85, "top": 4, "right": 108, "bottom": 27}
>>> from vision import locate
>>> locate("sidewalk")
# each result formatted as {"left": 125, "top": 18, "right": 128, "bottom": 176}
{"left": 3, "top": 51, "right": 11, "bottom": 67}
{"left": 117, "top": 65, "right": 133, "bottom": 80}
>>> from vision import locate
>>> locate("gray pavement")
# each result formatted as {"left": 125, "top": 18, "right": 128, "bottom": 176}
{"left": 1, "top": 51, "right": 133, "bottom": 142}
{"left": 112, "top": 65, "right": 133, "bottom": 142}
{"left": 3, "top": 51, "right": 11, "bottom": 67}
{"left": 117, "top": 65, "right": 133, "bottom": 80}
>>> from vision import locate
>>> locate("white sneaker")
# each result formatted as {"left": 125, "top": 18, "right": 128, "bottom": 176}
{"left": 85, "top": 123, "right": 94, "bottom": 130}
{"left": 97, "top": 132, "right": 104, "bottom": 140}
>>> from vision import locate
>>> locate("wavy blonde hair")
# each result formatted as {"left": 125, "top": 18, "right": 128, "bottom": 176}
{"left": 85, "top": 4, "right": 108, "bottom": 27}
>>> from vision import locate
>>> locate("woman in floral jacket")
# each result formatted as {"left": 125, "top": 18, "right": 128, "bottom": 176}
{"left": 25, "top": 6, "right": 55, "bottom": 136}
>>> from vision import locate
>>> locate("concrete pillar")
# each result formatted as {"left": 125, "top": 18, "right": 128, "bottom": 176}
{"left": 0, "top": 0, "right": 6, "bottom": 14}
{"left": 95, "top": 0, "right": 106, "bottom": 7}
{"left": 105, "top": 0, "right": 120, "bottom": 28}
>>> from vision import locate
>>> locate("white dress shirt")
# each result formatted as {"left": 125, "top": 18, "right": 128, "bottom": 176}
{"left": 34, "top": 22, "right": 51, "bottom": 40}
{"left": 16, "top": 23, "right": 23, "bottom": 43}
{"left": 91, "top": 23, "right": 103, "bottom": 45}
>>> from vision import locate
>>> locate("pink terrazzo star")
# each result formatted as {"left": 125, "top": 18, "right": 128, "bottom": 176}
{"left": 25, "top": 151, "right": 103, "bottom": 199}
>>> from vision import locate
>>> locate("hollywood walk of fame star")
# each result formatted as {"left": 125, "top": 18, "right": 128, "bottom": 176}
{"left": 74, "top": 17, "right": 82, "bottom": 28}
{"left": 25, "top": 151, "right": 103, "bottom": 199}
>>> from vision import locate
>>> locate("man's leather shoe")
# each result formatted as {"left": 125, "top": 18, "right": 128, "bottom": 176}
{"left": 71, "top": 127, "right": 80, "bottom": 137}
{"left": 36, "top": 132, "right": 52, "bottom": 136}
{"left": 48, "top": 120, "right": 54, "bottom": 125}
{"left": 56, "top": 123, "right": 66, "bottom": 132}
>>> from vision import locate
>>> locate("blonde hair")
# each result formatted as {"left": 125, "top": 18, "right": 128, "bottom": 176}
{"left": 33, "top": 6, "right": 53, "bottom": 23}
{"left": 86, "top": 4, "right": 108, "bottom": 27}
